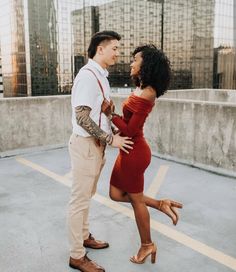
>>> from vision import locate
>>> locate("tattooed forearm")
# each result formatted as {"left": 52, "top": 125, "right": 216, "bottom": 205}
{"left": 75, "top": 106, "right": 113, "bottom": 144}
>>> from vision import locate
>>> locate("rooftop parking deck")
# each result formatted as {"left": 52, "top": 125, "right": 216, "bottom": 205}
{"left": 0, "top": 147, "right": 236, "bottom": 272}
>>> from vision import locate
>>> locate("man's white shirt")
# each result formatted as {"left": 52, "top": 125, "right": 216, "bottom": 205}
{"left": 71, "top": 59, "right": 112, "bottom": 137}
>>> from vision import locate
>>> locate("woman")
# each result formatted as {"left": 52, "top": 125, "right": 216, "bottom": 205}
{"left": 108, "top": 45, "right": 183, "bottom": 264}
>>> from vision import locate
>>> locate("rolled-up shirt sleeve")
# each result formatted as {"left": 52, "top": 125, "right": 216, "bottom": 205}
{"left": 72, "top": 70, "right": 99, "bottom": 109}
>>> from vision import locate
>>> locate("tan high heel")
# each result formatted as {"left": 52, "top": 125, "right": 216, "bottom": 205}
{"left": 130, "top": 242, "right": 157, "bottom": 264}
{"left": 158, "top": 199, "right": 183, "bottom": 225}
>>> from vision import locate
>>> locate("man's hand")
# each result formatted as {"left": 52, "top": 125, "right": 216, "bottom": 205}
{"left": 111, "top": 133, "right": 133, "bottom": 154}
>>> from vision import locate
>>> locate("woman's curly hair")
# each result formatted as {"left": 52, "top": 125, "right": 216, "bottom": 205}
{"left": 132, "top": 44, "right": 171, "bottom": 98}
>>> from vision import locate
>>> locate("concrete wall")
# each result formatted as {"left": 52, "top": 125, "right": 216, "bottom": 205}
{"left": 0, "top": 90, "right": 235, "bottom": 176}
{"left": 112, "top": 92, "right": 236, "bottom": 176}
{"left": 0, "top": 96, "right": 71, "bottom": 155}
{"left": 164, "top": 89, "right": 236, "bottom": 102}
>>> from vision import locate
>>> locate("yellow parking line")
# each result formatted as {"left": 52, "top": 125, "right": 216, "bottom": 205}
{"left": 64, "top": 171, "right": 72, "bottom": 179}
{"left": 16, "top": 157, "right": 236, "bottom": 271}
{"left": 146, "top": 165, "right": 169, "bottom": 197}
{"left": 15, "top": 157, "right": 71, "bottom": 187}
{"left": 94, "top": 194, "right": 236, "bottom": 270}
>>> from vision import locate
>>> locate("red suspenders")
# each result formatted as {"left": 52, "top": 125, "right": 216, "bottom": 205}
{"left": 84, "top": 68, "right": 108, "bottom": 146}
{"left": 84, "top": 68, "right": 106, "bottom": 129}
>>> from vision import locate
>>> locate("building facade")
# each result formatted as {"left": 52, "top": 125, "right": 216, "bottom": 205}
{"left": 71, "top": 5, "right": 99, "bottom": 77}
{"left": 0, "top": 0, "right": 28, "bottom": 97}
{"left": 28, "top": 0, "right": 58, "bottom": 96}
{"left": 0, "top": 0, "right": 235, "bottom": 97}
{"left": 98, "top": 0, "right": 163, "bottom": 86}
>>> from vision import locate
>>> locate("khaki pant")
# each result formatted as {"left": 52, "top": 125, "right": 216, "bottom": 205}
{"left": 68, "top": 133, "right": 106, "bottom": 259}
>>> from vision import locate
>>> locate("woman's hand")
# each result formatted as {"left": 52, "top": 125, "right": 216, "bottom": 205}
{"left": 101, "top": 99, "right": 116, "bottom": 118}
{"left": 110, "top": 100, "right": 115, "bottom": 114}
{"left": 101, "top": 99, "right": 113, "bottom": 116}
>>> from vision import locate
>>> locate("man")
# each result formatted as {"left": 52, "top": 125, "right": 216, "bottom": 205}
{"left": 68, "top": 31, "right": 133, "bottom": 272}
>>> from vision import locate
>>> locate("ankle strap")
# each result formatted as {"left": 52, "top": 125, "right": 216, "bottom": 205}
{"left": 141, "top": 242, "right": 153, "bottom": 247}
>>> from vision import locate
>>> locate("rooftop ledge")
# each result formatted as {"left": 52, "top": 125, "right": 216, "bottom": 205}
{"left": 0, "top": 89, "right": 235, "bottom": 176}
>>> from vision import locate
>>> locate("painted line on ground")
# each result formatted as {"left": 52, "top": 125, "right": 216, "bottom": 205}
{"left": 146, "top": 165, "right": 169, "bottom": 197}
{"left": 15, "top": 157, "right": 71, "bottom": 187}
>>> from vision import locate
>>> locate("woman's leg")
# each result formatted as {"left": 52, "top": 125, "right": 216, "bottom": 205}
{"left": 127, "top": 192, "right": 152, "bottom": 244}
{"left": 109, "top": 184, "right": 182, "bottom": 225}
{"left": 127, "top": 192, "right": 157, "bottom": 263}
{"left": 110, "top": 184, "right": 158, "bottom": 207}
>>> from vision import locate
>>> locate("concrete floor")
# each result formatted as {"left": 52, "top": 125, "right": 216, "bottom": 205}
{"left": 0, "top": 147, "right": 236, "bottom": 272}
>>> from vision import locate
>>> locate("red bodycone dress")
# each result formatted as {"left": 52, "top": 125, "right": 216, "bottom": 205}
{"left": 110, "top": 93, "right": 154, "bottom": 193}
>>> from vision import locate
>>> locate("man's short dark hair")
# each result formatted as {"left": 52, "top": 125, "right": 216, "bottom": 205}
{"left": 88, "top": 30, "right": 121, "bottom": 58}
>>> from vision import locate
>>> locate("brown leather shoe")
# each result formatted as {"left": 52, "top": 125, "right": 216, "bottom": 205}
{"left": 69, "top": 254, "right": 105, "bottom": 272}
{"left": 83, "top": 233, "right": 109, "bottom": 249}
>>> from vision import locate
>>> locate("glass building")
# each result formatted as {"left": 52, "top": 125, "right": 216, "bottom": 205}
{"left": 0, "top": 0, "right": 58, "bottom": 96}
{"left": 71, "top": 5, "right": 99, "bottom": 77}
{"left": 28, "top": 0, "right": 58, "bottom": 96}
{"left": 0, "top": 0, "right": 235, "bottom": 97}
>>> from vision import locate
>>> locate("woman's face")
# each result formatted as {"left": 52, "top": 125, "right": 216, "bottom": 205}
{"left": 130, "top": 52, "right": 143, "bottom": 77}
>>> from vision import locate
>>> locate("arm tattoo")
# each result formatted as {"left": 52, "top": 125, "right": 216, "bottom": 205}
{"left": 75, "top": 106, "right": 113, "bottom": 144}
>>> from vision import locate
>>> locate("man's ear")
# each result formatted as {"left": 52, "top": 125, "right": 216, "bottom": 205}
{"left": 97, "top": 45, "right": 104, "bottom": 55}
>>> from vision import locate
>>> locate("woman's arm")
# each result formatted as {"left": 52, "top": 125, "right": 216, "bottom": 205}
{"left": 112, "top": 112, "right": 147, "bottom": 137}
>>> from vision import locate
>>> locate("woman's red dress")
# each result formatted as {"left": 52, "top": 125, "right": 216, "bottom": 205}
{"left": 110, "top": 93, "right": 154, "bottom": 193}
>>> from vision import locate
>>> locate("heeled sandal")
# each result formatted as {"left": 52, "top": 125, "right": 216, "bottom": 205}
{"left": 158, "top": 199, "right": 183, "bottom": 225}
{"left": 130, "top": 242, "right": 157, "bottom": 264}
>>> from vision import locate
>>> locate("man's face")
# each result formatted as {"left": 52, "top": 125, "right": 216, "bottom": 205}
{"left": 99, "top": 39, "right": 120, "bottom": 67}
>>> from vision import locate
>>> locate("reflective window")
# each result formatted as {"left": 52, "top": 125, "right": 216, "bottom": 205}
{"left": 0, "top": 0, "right": 235, "bottom": 97}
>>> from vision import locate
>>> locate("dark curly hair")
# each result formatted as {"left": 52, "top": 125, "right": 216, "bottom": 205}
{"left": 132, "top": 44, "right": 171, "bottom": 98}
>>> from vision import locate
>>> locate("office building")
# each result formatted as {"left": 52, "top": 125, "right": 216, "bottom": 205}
{"left": 0, "top": 0, "right": 58, "bottom": 97}
{"left": 0, "top": 0, "right": 235, "bottom": 97}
